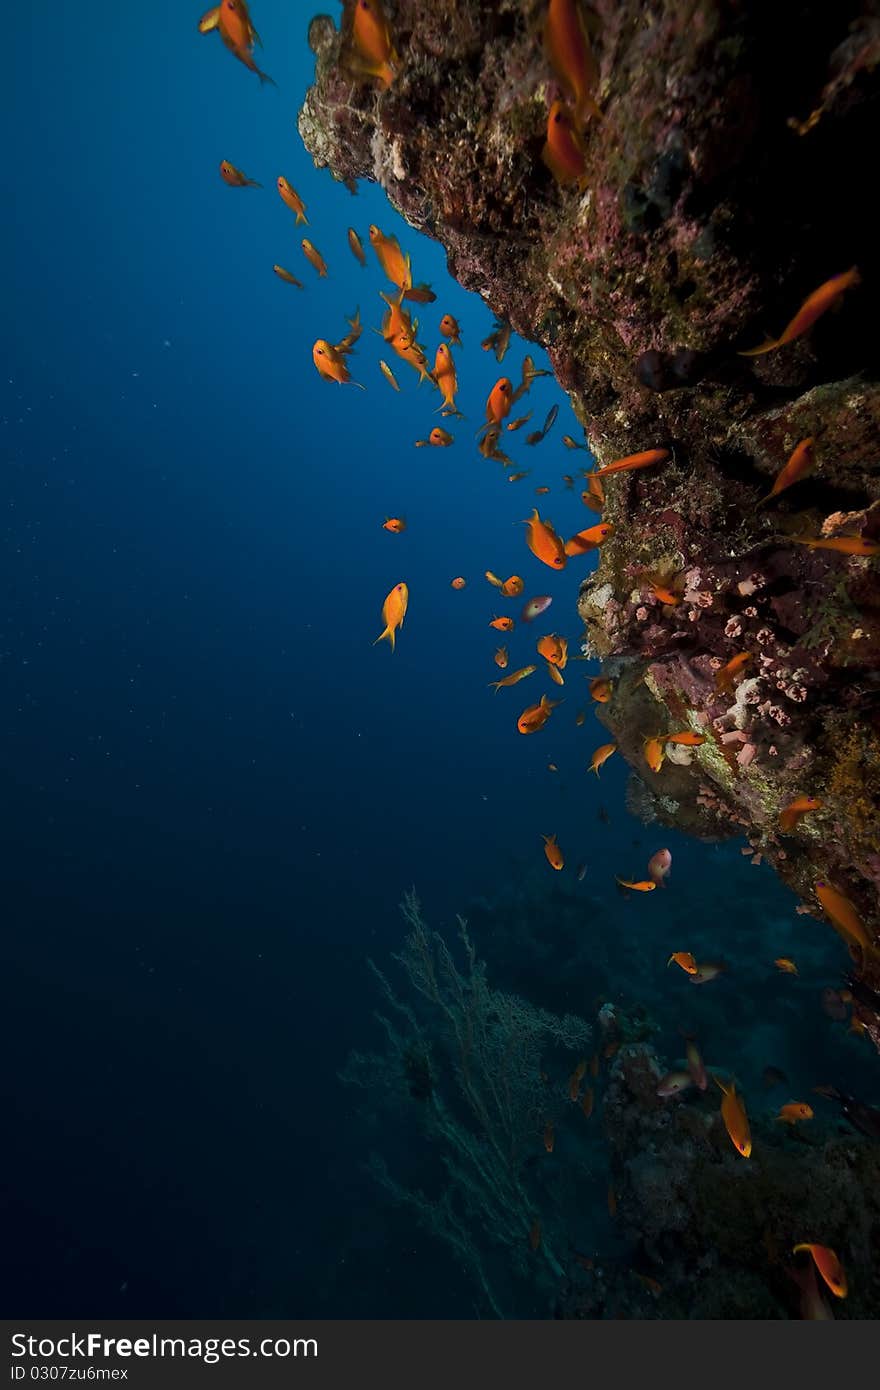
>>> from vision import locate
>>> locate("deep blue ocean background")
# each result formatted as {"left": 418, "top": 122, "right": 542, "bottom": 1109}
{"left": 3, "top": 1, "right": 876, "bottom": 1318}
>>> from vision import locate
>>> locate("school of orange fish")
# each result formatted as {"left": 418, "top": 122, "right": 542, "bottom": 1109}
{"left": 201, "top": 0, "right": 880, "bottom": 1311}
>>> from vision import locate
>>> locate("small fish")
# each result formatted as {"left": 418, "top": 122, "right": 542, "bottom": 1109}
{"left": 302, "top": 239, "right": 329, "bottom": 277}
{"left": 643, "top": 735, "right": 665, "bottom": 774}
{"left": 541, "top": 405, "right": 559, "bottom": 436}
{"left": 517, "top": 694, "right": 562, "bottom": 735}
{"left": 589, "top": 677, "right": 612, "bottom": 703}
{"left": 581, "top": 474, "right": 605, "bottom": 513}
{"left": 523, "top": 509, "right": 567, "bottom": 569}
{"left": 450, "top": 577, "right": 466, "bottom": 590}
{"left": 273, "top": 264, "right": 303, "bottom": 287}
{"left": 689, "top": 961, "right": 726, "bottom": 985}
{"left": 382, "top": 517, "right": 405, "bottom": 533}
{"left": 564, "top": 522, "right": 613, "bottom": 557}
{"left": 199, "top": 6, "right": 221, "bottom": 32}
{"left": 667, "top": 951, "right": 698, "bottom": 975}
{"left": 575, "top": 710, "right": 586, "bottom": 726}
{"left": 481, "top": 319, "right": 512, "bottom": 363}
{"left": 433, "top": 343, "right": 461, "bottom": 416}
{"left": 351, "top": 0, "right": 399, "bottom": 90}
{"left": 580, "top": 1086, "right": 594, "bottom": 1118}
{"left": 546, "top": 662, "right": 565, "bottom": 686}
{"left": 633, "top": 1273, "right": 663, "bottom": 1298}
{"left": 544, "top": 0, "right": 602, "bottom": 126}
{"left": 657, "top": 1070, "right": 692, "bottom": 1097}
{"left": 510, "top": 354, "right": 551, "bottom": 403}
{"left": 714, "top": 1076, "right": 752, "bottom": 1158}
{"left": 214, "top": 0, "right": 275, "bottom": 85}
{"left": 528, "top": 1218, "right": 542, "bottom": 1252}
{"left": 774, "top": 957, "right": 798, "bottom": 975}
{"left": 489, "top": 665, "right": 536, "bottom": 692}
{"left": 489, "top": 615, "right": 515, "bottom": 632}
{"left": 779, "top": 795, "right": 822, "bottom": 832}
{"left": 536, "top": 634, "right": 568, "bottom": 668}
{"left": 647, "top": 848, "right": 672, "bottom": 886}
{"left": 417, "top": 426, "right": 454, "bottom": 448}
{"left": 663, "top": 731, "right": 705, "bottom": 746}
{"left": 576, "top": 863, "right": 587, "bottom": 882}
{"left": 790, "top": 534, "right": 880, "bottom": 556}
{"left": 378, "top": 360, "right": 401, "bottom": 392}
{"left": 757, "top": 437, "right": 815, "bottom": 506}
{"left": 493, "top": 646, "right": 508, "bottom": 669}
{"left": 369, "top": 225, "right": 411, "bottom": 289}
{"left": 402, "top": 283, "right": 436, "bottom": 304}
{"left": 313, "top": 329, "right": 363, "bottom": 387}
{"left": 543, "top": 833, "right": 564, "bottom": 870}
{"left": 607, "top": 1186, "right": 617, "bottom": 1218}
{"left": 740, "top": 269, "right": 861, "bottom": 357}
{"left": 508, "top": 471, "right": 530, "bottom": 483}
{"left": 348, "top": 228, "right": 367, "bottom": 267}
{"left": 485, "top": 377, "right": 514, "bottom": 427}
{"left": 521, "top": 595, "right": 552, "bottom": 622}
{"left": 219, "top": 160, "right": 262, "bottom": 188}
{"left": 562, "top": 474, "right": 575, "bottom": 489}
{"left": 590, "top": 743, "right": 616, "bottom": 776}
{"left": 815, "top": 881, "right": 875, "bottom": 956}
{"left": 590, "top": 449, "right": 669, "bottom": 479}
{"left": 534, "top": 485, "right": 551, "bottom": 495}
{"left": 776, "top": 1102, "right": 814, "bottom": 1124}
{"left": 547, "top": 762, "right": 558, "bottom": 772}
{"left": 439, "top": 314, "right": 462, "bottom": 347}
{"left": 276, "top": 176, "right": 307, "bottom": 223}
{"left": 542, "top": 100, "right": 588, "bottom": 187}
{"left": 616, "top": 877, "right": 656, "bottom": 892}
{"left": 563, "top": 434, "right": 589, "bottom": 451}
{"left": 715, "top": 652, "right": 753, "bottom": 694}
{"left": 684, "top": 1036, "right": 708, "bottom": 1091}
{"left": 651, "top": 584, "right": 680, "bottom": 606}
{"left": 507, "top": 413, "right": 533, "bottom": 432}
{"left": 791, "top": 1245, "right": 847, "bottom": 1299}
{"left": 373, "top": 582, "right": 408, "bottom": 651}
{"left": 543, "top": 1121, "right": 555, "bottom": 1153}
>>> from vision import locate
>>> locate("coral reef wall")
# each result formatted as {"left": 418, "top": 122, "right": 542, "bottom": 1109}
{"left": 300, "top": 2, "right": 880, "bottom": 1040}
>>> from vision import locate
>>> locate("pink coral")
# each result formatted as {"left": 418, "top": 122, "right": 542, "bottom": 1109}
{"left": 725, "top": 617, "right": 743, "bottom": 638}
{"left": 635, "top": 606, "right": 648, "bottom": 621}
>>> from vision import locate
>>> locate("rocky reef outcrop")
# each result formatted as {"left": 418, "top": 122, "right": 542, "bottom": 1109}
{"left": 300, "top": 1, "right": 880, "bottom": 1042}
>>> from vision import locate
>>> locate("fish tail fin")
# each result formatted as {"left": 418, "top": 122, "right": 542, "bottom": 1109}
{"left": 256, "top": 66, "right": 277, "bottom": 88}
{"left": 738, "top": 338, "right": 778, "bottom": 358}
{"left": 373, "top": 625, "right": 395, "bottom": 651}
{"left": 297, "top": 212, "right": 308, "bottom": 226}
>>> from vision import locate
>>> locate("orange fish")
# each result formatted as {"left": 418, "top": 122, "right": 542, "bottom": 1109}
{"left": 524, "top": 510, "right": 567, "bottom": 569}
{"left": 777, "top": 1102, "right": 814, "bottom": 1124}
{"left": 757, "top": 437, "right": 815, "bottom": 506}
{"left": 276, "top": 176, "right": 307, "bottom": 223}
{"left": 814, "top": 881, "right": 875, "bottom": 956}
{"left": 433, "top": 343, "right": 461, "bottom": 416}
{"left": 616, "top": 877, "right": 656, "bottom": 892}
{"left": 715, "top": 652, "right": 753, "bottom": 693}
{"left": 273, "top": 264, "right": 303, "bottom": 287}
{"left": 547, "top": 661, "right": 565, "bottom": 686}
{"left": 379, "top": 360, "right": 401, "bottom": 392}
{"left": 348, "top": 228, "right": 367, "bottom": 267}
{"left": 403, "top": 283, "right": 437, "bottom": 304}
{"left": 534, "top": 486, "right": 551, "bottom": 496}
{"left": 450, "top": 577, "right": 466, "bottom": 590}
{"left": 214, "top": 0, "right": 275, "bottom": 84}
{"left": 564, "top": 522, "right": 613, "bottom": 556}
{"left": 689, "top": 961, "right": 726, "bottom": 985}
{"left": 517, "top": 694, "right": 561, "bottom": 734}
{"left": 414, "top": 426, "right": 454, "bottom": 448}
{"left": 643, "top": 736, "right": 665, "bottom": 774}
{"left": 439, "top": 314, "right": 462, "bottom": 347}
{"left": 382, "top": 517, "right": 405, "bottom": 534}
{"left": 792, "top": 1245, "right": 847, "bottom": 1299}
{"left": 507, "top": 413, "right": 533, "bottom": 432}
{"left": 543, "top": 1121, "right": 555, "bottom": 1153}
{"left": 536, "top": 634, "right": 568, "bottom": 668}
{"left": 302, "top": 239, "right": 328, "bottom": 277}
{"left": 485, "top": 378, "right": 514, "bottom": 427}
{"left": 494, "top": 646, "right": 509, "bottom": 669}
{"left": 668, "top": 951, "right": 698, "bottom": 975}
{"left": 651, "top": 583, "right": 680, "bottom": 606}
{"left": 790, "top": 534, "right": 880, "bottom": 556}
{"left": 312, "top": 311, "right": 363, "bottom": 387}
{"left": 350, "top": 0, "right": 399, "bottom": 89}
{"left": 714, "top": 1076, "right": 752, "bottom": 1158}
{"left": 379, "top": 290, "right": 415, "bottom": 348}
{"left": 373, "top": 581, "right": 408, "bottom": 651}
{"left": 590, "top": 449, "right": 669, "bottom": 479}
{"left": 544, "top": 0, "right": 602, "bottom": 125}
{"left": 489, "top": 665, "right": 536, "bottom": 692}
{"left": 590, "top": 742, "right": 616, "bottom": 775}
{"left": 490, "top": 615, "right": 515, "bottom": 632}
{"left": 392, "top": 335, "right": 433, "bottom": 384}
{"left": 564, "top": 434, "right": 588, "bottom": 451}
{"left": 580, "top": 1086, "right": 594, "bottom": 1118}
{"left": 543, "top": 833, "right": 564, "bottom": 870}
{"left": 199, "top": 6, "right": 221, "bottom": 32}
{"left": 219, "top": 160, "right": 261, "bottom": 187}
{"left": 581, "top": 473, "right": 605, "bottom": 513}
{"left": 369, "top": 224, "right": 411, "bottom": 289}
{"left": 774, "top": 957, "right": 798, "bottom": 975}
{"left": 779, "top": 795, "right": 822, "bottom": 832}
{"left": 528, "top": 1218, "right": 542, "bottom": 1252}
{"left": 740, "top": 268, "right": 861, "bottom": 357}
{"left": 589, "top": 677, "right": 612, "bottom": 703}
{"left": 664, "top": 731, "right": 705, "bottom": 746}
{"left": 542, "top": 101, "right": 588, "bottom": 187}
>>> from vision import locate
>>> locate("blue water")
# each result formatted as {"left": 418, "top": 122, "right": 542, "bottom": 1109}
{"left": 2, "top": 1, "right": 872, "bottom": 1318}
